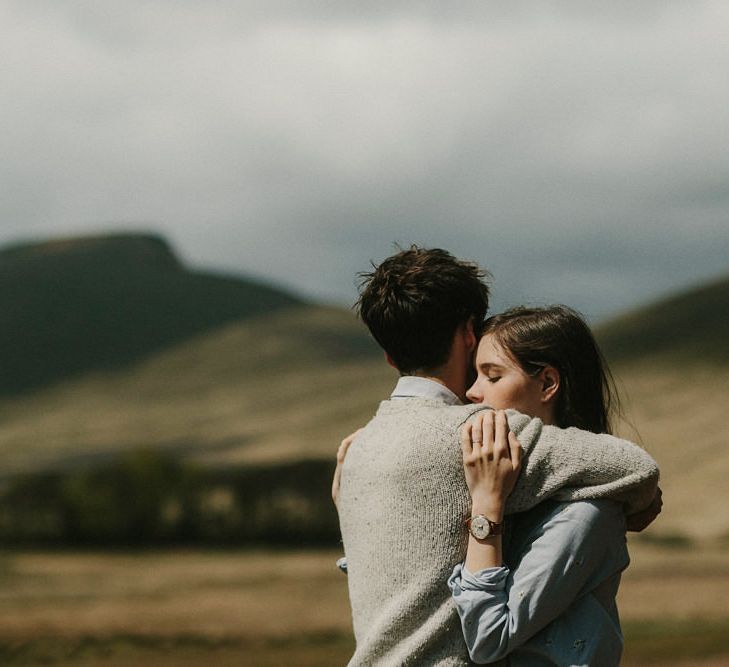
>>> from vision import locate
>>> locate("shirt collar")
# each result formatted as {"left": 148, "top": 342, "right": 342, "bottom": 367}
{"left": 390, "top": 376, "right": 463, "bottom": 406}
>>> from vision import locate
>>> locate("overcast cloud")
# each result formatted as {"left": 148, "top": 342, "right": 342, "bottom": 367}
{"left": 2, "top": 1, "right": 728, "bottom": 321}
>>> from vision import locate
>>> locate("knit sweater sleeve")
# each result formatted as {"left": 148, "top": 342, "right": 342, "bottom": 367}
{"left": 503, "top": 410, "right": 660, "bottom": 516}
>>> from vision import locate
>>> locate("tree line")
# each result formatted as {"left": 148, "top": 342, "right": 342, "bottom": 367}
{"left": 0, "top": 451, "right": 341, "bottom": 547}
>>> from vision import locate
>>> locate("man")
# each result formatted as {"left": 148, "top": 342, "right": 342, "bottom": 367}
{"left": 337, "top": 246, "right": 659, "bottom": 666}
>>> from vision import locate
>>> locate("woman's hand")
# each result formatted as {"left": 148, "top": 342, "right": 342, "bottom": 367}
{"left": 461, "top": 410, "right": 522, "bottom": 519}
{"left": 331, "top": 428, "right": 363, "bottom": 510}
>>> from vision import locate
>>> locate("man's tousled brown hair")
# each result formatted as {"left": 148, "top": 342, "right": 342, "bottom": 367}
{"left": 356, "top": 245, "right": 490, "bottom": 373}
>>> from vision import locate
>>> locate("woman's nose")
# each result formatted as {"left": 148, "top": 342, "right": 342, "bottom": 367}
{"left": 466, "top": 382, "right": 481, "bottom": 403}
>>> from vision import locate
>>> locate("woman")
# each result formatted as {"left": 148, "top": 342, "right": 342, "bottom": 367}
{"left": 334, "top": 305, "right": 660, "bottom": 664}
{"left": 449, "top": 305, "right": 653, "bottom": 665}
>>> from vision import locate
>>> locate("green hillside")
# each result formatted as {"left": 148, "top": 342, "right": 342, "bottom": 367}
{"left": 0, "top": 298, "right": 392, "bottom": 478}
{"left": 0, "top": 233, "right": 302, "bottom": 393}
{"left": 593, "top": 273, "right": 729, "bottom": 541}
{"left": 596, "top": 272, "right": 729, "bottom": 366}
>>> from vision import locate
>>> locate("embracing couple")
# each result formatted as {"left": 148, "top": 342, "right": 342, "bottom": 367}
{"left": 333, "top": 246, "right": 661, "bottom": 666}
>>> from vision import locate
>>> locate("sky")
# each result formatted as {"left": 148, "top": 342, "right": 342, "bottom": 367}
{"left": 2, "top": 1, "right": 728, "bottom": 323}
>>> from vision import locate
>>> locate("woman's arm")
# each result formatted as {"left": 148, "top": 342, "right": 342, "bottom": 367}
{"left": 449, "top": 499, "right": 628, "bottom": 663}
{"left": 454, "top": 412, "right": 629, "bottom": 663}
{"left": 461, "top": 410, "right": 521, "bottom": 573}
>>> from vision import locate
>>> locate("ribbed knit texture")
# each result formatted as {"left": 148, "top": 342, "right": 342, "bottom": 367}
{"left": 338, "top": 398, "right": 659, "bottom": 666}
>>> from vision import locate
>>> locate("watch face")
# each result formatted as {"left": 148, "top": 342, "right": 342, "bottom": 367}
{"left": 470, "top": 515, "right": 491, "bottom": 539}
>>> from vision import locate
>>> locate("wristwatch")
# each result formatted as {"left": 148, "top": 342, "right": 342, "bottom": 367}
{"left": 466, "top": 514, "right": 503, "bottom": 540}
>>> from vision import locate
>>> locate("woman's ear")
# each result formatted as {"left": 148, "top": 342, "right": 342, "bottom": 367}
{"left": 540, "top": 366, "right": 560, "bottom": 404}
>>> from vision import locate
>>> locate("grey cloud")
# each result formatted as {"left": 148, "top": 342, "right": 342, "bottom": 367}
{"left": 7, "top": 1, "right": 681, "bottom": 27}
{"left": 1, "top": 1, "right": 728, "bottom": 322}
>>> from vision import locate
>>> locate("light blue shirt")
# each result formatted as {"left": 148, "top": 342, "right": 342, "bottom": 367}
{"left": 390, "top": 375, "right": 463, "bottom": 405}
{"left": 448, "top": 499, "right": 629, "bottom": 666}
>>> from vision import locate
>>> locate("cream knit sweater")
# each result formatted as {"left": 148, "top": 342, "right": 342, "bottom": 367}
{"left": 337, "top": 398, "right": 659, "bottom": 666}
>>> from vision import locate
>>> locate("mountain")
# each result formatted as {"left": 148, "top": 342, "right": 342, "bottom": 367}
{"left": 0, "top": 231, "right": 391, "bottom": 478}
{"left": 596, "top": 272, "right": 729, "bottom": 366}
{"left": 0, "top": 233, "right": 301, "bottom": 393}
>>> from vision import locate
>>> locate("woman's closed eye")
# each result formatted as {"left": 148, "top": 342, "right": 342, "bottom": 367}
{"left": 487, "top": 376, "right": 501, "bottom": 383}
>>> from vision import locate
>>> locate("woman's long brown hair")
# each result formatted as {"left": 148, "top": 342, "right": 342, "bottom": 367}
{"left": 482, "top": 305, "right": 618, "bottom": 434}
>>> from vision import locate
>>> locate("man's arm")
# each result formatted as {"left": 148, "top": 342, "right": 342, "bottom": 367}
{"left": 625, "top": 486, "right": 663, "bottom": 531}
{"left": 497, "top": 410, "right": 659, "bottom": 516}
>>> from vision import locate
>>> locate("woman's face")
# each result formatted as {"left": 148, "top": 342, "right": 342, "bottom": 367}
{"left": 466, "top": 333, "right": 553, "bottom": 423}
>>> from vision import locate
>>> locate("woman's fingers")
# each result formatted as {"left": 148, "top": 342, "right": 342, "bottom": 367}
{"left": 332, "top": 463, "right": 342, "bottom": 507}
{"left": 468, "top": 410, "right": 498, "bottom": 460}
{"left": 339, "top": 428, "right": 362, "bottom": 458}
{"left": 461, "top": 422, "right": 474, "bottom": 458}
{"left": 471, "top": 413, "right": 484, "bottom": 453}
{"left": 462, "top": 410, "right": 518, "bottom": 512}
{"left": 332, "top": 428, "right": 363, "bottom": 508}
{"left": 492, "top": 410, "right": 521, "bottom": 471}
{"left": 482, "top": 410, "right": 496, "bottom": 460}
{"left": 337, "top": 439, "right": 351, "bottom": 464}
{"left": 337, "top": 428, "right": 363, "bottom": 463}
{"left": 494, "top": 410, "right": 509, "bottom": 457}
{"left": 464, "top": 414, "right": 489, "bottom": 456}
{"left": 465, "top": 410, "right": 519, "bottom": 468}
{"left": 508, "top": 431, "right": 522, "bottom": 471}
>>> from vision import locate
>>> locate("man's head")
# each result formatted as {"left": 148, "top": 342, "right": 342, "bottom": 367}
{"left": 356, "top": 245, "right": 491, "bottom": 375}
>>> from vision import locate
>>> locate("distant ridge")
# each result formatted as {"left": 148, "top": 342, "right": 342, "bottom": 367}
{"left": 0, "top": 233, "right": 181, "bottom": 270}
{"left": 596, "top": 272, "right": 729, "bottom": 366}
{"left": 0, "top": 232, "right": 302, "bottom": 393}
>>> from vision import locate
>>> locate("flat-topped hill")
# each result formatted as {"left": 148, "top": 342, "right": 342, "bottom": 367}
{"left": 0, "top": 233, "right": 302, "bottom": 393}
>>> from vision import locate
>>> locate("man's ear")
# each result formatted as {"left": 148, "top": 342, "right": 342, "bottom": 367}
{"left": 464, "top": 318, "right": 478, "bottom": 352}
{"left": 540, "top": 366, "right": 560, "bottom": 404}
{"left": 385, "top": 352, "right": 398, "bottom": 370}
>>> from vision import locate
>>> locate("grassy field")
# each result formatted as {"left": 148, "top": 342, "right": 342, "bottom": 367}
{"left": 1, "top": 541, "right": 728, "bottom": 666}
{"left": 612, "top": 361, "right": 729, "bottom": 541}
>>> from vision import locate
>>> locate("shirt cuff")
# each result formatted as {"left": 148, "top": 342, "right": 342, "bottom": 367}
{"left": 448, "top": 562, "right": 509, "bottom": 593}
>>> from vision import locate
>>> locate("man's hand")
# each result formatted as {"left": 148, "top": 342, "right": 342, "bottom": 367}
{"left": 461, "top": 410, "right": 522, "bottom": 519}
{"left": 331, "top": 428, "right": 363, "bottom": 510}
{"left": 626, "top": 486, "right": 663, "bottom": 532}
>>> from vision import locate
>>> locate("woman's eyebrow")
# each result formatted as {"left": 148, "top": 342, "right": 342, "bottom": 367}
{"left": 478, "top": 362, "right": 503, "bottom": 372}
